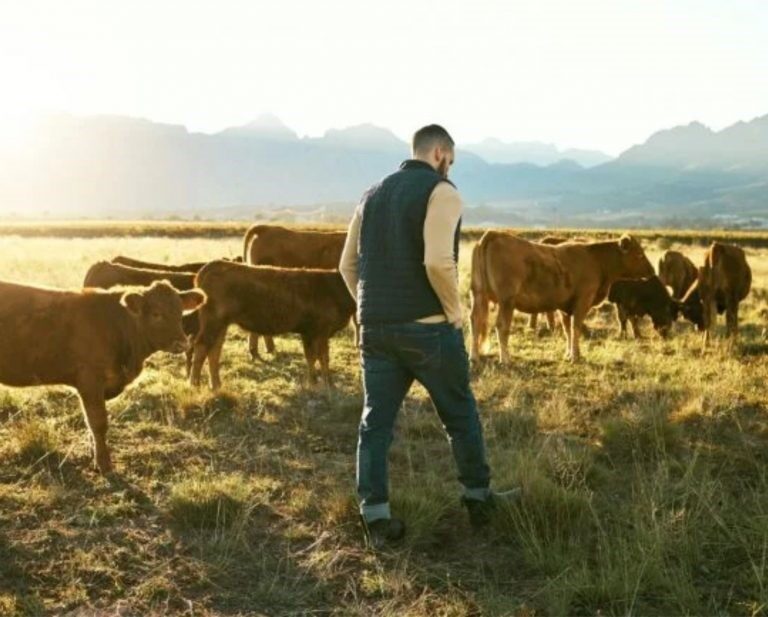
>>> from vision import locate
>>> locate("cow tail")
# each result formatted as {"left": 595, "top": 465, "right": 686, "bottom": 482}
{"left": 470, "top": 234, "right": 494, "bottom": 355}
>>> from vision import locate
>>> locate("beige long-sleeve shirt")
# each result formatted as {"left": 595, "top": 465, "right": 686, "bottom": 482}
{"left": 339, "top": 180, "right": 463, "bottom": 328}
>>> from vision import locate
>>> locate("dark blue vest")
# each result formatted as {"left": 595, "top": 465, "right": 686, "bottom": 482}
{"left": 357, "top": 159, "right": 461, "bottom": 325}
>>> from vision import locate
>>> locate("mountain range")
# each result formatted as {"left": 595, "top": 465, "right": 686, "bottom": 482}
{"left": 1, "top": 112, "right": 767, "bottom": 227}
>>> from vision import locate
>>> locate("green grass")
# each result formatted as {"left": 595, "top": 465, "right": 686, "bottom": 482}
{"left": 0, "top": 232, "right": 767, "bottom": 615}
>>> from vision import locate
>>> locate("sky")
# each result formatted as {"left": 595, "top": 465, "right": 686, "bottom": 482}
{"left": 0, "top": 0, "right": 767, "bottom": 155}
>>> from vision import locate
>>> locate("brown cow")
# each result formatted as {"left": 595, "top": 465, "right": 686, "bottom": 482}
{"left": 694, "top": 242, "right": 751, "bottom": 346}
{"left": 608, "top": 276, "right": 680, "bottom": 338}
{"left": 111, "top": 255, "right": 242, "bottom": 272}
{"left": 190, "top": 261, "right": 355, "bottom": 389}
{"left": 470, "top": 232, "right": 654, "bottom": 362}
{"left": 84, "top": 261, "right": 196, "bottom": 291}
{"left": 243, "top": 225, "right": 351, "bottom": 358}
{"left": 657, "top": 250, "right": 698, "bottom": 300}
{"left": 0, "top": 280, "right": 205, "bottom": 472}
{"left": 84, "top": 262, "right": 199, "bottom": 374}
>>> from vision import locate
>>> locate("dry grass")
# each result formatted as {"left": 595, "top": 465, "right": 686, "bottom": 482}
{"left": 0, "top": 229, "right": 767, "bottom": 615}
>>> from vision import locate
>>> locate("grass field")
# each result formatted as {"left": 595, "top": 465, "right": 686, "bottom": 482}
{"left": 1, "top": 227, "right": 768, "bottom": 616}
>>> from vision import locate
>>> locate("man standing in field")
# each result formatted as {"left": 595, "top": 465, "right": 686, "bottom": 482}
{"left": 340, "top": 124, "right": 517, "bottom": 547}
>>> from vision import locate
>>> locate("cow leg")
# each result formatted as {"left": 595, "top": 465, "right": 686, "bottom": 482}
{"left": 185, "top": 335, "right": 195, "bottom": 377}
{"left": 495, "top": 299, "right": 515, "bottom": 364}
{"left": 265, "top": 336, "right": 276, "bottom": 354}
{"left": 469, "top": 291, "right": 490, "bottom": 361}
{"left": 703, "top": 298, "right": 717, "bottom": 348}
{"left": 560, "top": 312, "right": 573, "bottom": 359}
{"left": 616, "top": 305, "right": 628, "bottom": 338}
{"left": 190, "top": 323, "right": 223, "bottom": 387}
{"left": 545, "top": 311, "right": 558, "bottom": 334}
{"left": 248, "top": 333, "right": 262, "bottom": 361}
{"left": 569, "top": 300, "right": 591, "bottom": 362}
{"left": 318, "top": 337, "right": 333, "bottom": 388}
{"left": 528, "top": 313, "right": 538, "bottom": 332}
{"left": 77, "top": 383, "right": 112, "bottom": 474}
{"left": 207, "top": 329, "right": 228, "bottom": 390}
{"left": 301, "top": 335, "right": 319, "bottom": 384}
{"left": 629, "top": 316, "right": 643, "bottom": 339}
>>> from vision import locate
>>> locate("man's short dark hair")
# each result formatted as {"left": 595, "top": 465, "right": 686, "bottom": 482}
{"left": 412, "top": 124, "right": 454, "bottom": 155}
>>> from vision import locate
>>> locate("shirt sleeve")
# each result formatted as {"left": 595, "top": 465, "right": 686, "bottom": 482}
{"left": 339, "top": 205, "right": 362, "bottom": 299}
{"left": 423, "top": 182, "right": 463, "bottom": 327}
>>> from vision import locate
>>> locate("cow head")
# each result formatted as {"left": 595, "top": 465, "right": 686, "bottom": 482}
{"left": 617, "top": 235, "right": 655, "bottom": 278}
{"left": 679, "top": 279, "right": 705, "bottom": 330}
{"left": 121, "top": 281, "right": 207, "bottom": 353}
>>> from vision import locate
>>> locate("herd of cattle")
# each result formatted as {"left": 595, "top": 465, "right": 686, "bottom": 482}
{"left": 0, "top": 226, "right": 754, "bottom": 473}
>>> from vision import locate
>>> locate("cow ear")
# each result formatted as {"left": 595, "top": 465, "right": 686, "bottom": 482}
{"left": 179, "top": 289, "right": 207, "bottom": 313}
{"left": 619, "top": 234, "right": 632, "bottom": 252}
{"left": 120, "top": 292, "right": 144, "bottom": 315}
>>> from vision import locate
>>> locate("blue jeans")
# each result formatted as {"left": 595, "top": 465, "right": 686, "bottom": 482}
{"left": 357, "top": 321, "right": 491, "bottom": 522}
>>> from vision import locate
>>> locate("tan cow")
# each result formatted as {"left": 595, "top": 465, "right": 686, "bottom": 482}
{"left": 657, "top": 250, "right": 698, "bottom": 300}
{"left": 696, "top": 242, "right": 751, "bottom": 346}
{"left": 470, "top": 232, "right": 654, "bottom": 362}
{"left": 242, "top": 225, "right": 351, "bottom": 357}
{"left": 190, "top": 261, "right": 355, "bottom": 389}
{"left": 84, "top": 261, "right": 197, "bottom": 291}
{"left": 0, "top": 280, "right": 205, "bottom": 472}
{"left": 111, "top": 255, "right": 242, "bottom": 272}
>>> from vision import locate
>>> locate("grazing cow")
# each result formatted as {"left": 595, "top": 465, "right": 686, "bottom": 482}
{"left": 608, "top": 276, "right": 680, "bottom": 338}
{"left": 684, "top": 242, "right": 751, "bottom": 346}
{"left": 242, "top": 224, "right": 352, "bottom": 358}
{"left": 470, "top": 232, "right": 654, "bottom": 362}
{"left": 657, "top": 250, "right": 698, "bottom": 299}
{"left": 111, "top": 256, "right": 241, "bottom": 272}
{"left": 84, "top": 261, "right": 196, "bottom": 291}
{"left": 0, "top": 280, "right": 205, "bottom": 472}
{"left": 190, "top": 261, "right": 355, "bottom": 389}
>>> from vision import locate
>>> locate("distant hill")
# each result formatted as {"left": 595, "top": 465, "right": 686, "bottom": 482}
{"left": 462, "top": 138, "right": 612, "bottom": 168}
{"left": 0, "top": 113, "right": 766, "bottom": 228}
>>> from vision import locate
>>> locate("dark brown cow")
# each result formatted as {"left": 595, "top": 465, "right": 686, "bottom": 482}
{"left": 243, "top": 225, "right": 350, "bottom": 358}
{"left": 470, "top": 232, "right": 654, "bottom": 362}
{"left": 190, "top": 261, "right": 355, "bottom": 389}
{"left": 608, "top": 276, "right": 680, "bottom": 338}
{"left": 0, "top": 280, "right": 205, "bottom": 472}
{"left": 84, "top": 261, "right": 196, "bottom": 291}
{"left": 657, "top": 250, "right": 698, "bottom": 299}
{"left": 686, "top": 242, "right": 752, "bottom": 346}
{"left": 111, "top": 255, "right": 242, "bottom": 272}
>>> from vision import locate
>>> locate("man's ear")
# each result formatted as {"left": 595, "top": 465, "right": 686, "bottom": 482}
{"left": 120, "top": 292, "right": 144, "bottom": 316}
{"left": 179, "top": 289, "right": 207, "bottom": 313}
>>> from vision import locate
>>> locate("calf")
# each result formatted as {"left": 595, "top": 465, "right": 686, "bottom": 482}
{"left": 658, "top": 250, "right": 698, "bottom": 299}
{"left": 243, "top": 224, "right": 350, "bottom": 359}
{"left": 608, "top": 276, "right": 679, "bottom": 339}
{"left": 190, "top": 261, "right": 356, "bottom": 389}
{"left": 470, "top": 232, "right": 654, "bottom": 362}
{"left": 0, "top": 280, "right": 205, "bottom": 472}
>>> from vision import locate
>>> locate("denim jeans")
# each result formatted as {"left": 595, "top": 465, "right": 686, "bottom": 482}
{"left": 357, "top": 321, "right": 491, "bottom": 522}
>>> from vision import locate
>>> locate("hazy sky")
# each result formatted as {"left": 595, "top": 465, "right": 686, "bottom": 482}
{"left": 1, "top": 0, "right": 766, "bottom": 154}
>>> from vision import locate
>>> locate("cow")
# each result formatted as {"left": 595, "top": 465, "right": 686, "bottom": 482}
{"left": 190, "top": 261, "right": 356, "bottom": 389}
{"left": 242, "top": 225, "right": 352, "bottom": 358}
{"left": 0, "top": 280, "right": 206, "bottom": 473}
{"left": 527, "top": 236, "right": 590, "bottom": 334}
{"left": 683, "top": 242, "right": 751, "bottom": 346}
{"left": 608, "top": 276, "right": 680, "bottom": 339}
{"left": 470, "top": 232, "right": 654, "bottom": 362}
{"left": 84, "top": 261, "right": 196, "bottom": 291}
{"left": 111, "top": 256, "right": 242, "bottom": 272}
{"left": 657, "top": 250, "right": 698, "bottom": 300}
{"left": 83, "top": 262, "right": 199, "bottom": 374}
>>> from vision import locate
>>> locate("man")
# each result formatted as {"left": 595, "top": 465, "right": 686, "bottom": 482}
{"left": 340, "top": 124, "right": 517, "bottom": 548}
